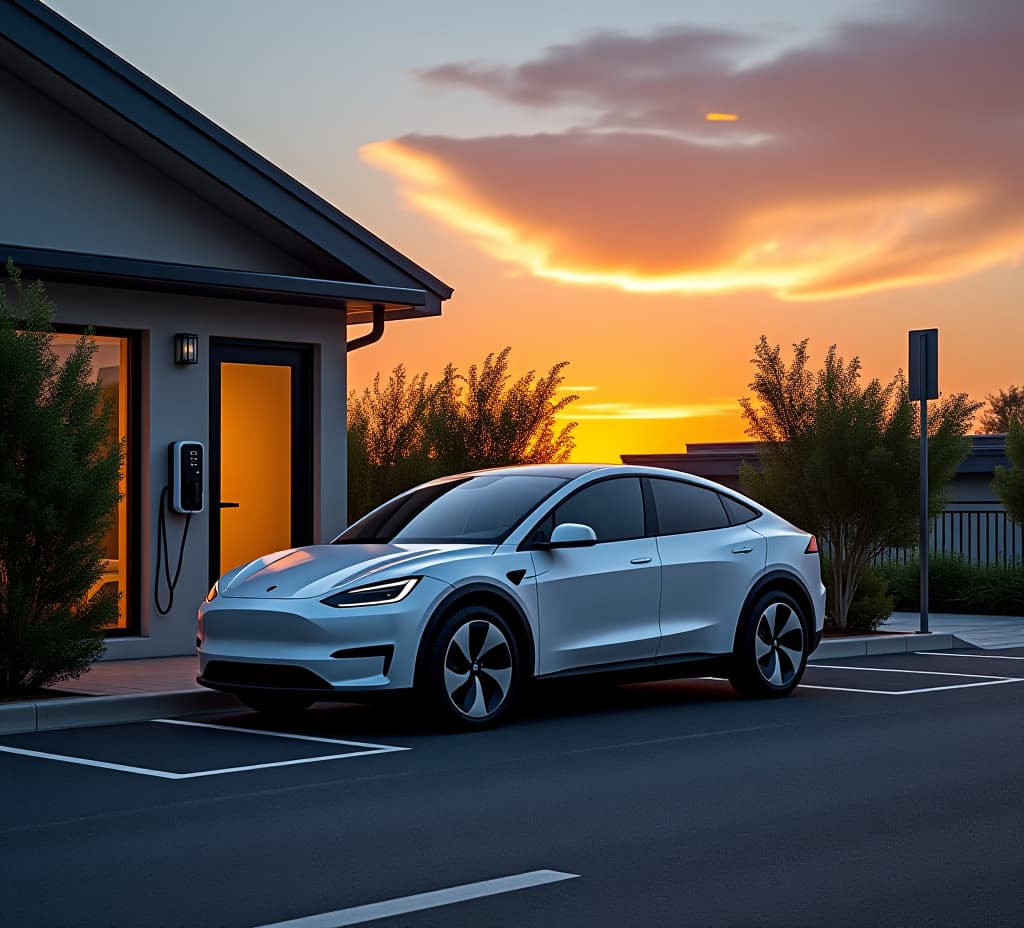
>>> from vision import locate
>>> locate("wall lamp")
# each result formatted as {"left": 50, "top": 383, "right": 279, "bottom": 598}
{"left": 174, "top": 333, "right": 199, "bottom": 365}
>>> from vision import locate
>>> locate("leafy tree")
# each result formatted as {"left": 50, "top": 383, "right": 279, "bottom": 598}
{"left": 739, "top": 336, "right": 979, "bottom": 631}
{"left": 978, "top": 385, "right": 1024, "bottom": 433}
{"left": 347, "top": 347, "right": 578, "bottom": 521}
{"left": 0, "top": 262, "right": 123, "bottom": 694}
{"left": 346, "top": 365, "right": 434, "bottom": 521}
{"left": 427, "top": 348, "right": 578, "bottom": 474}
{"left": 992, "top": 418, "right": 1024, "bottom": 525}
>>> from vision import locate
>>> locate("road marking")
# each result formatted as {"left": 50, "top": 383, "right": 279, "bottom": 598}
{"left": 809, "top": 664, "right": 1011, "bottom": 680}
{"left": 154, "top": 718, "right": 407, "bottom": 753}
{"left": 0, "top": 723, "right": 408, "bottom": 779}
{"left": 914, "top": 652, "right": 1024, "bottom": 661}
{"left": 800, "top": 678, "right": 1022, "bottom": 696}
{"left": 249, "top": 869, "right": 579, "bottom": 928}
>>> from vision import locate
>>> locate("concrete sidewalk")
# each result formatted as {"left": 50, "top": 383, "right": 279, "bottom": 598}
{"left": 2, "top": 611, "right": 1022, "bottom": 734}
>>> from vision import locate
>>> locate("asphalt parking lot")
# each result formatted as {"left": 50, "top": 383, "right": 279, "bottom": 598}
{"left": 2, "top": 647, "right": 1023, "bottom": 927}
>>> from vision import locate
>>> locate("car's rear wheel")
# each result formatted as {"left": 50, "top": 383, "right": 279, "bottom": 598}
{"left": 421, "top": 604, "right": 521, "bottom": 729}
{"left": 729, "top": 590, "right": 808, "bottom": 698}
{"left": 239, "top": 693, "right": 314, "bottom": 717}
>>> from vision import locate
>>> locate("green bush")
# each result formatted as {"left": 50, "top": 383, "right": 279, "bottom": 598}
{"left": 821, "top": 557, "right": 894, "bottom": 632}
{"left": 879, "top": 556, "right": 1024, "bottom": 615}
{"left": 0, "top": 262, "right": 123, "bottom": 694}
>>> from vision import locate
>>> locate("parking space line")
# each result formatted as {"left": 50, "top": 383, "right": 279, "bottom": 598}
{"left": 914, "top": 652, "right": 1024, "bottom": 661}
{"left": 800, "top": 678, "right": 1022, "bottom": 696}
{"left": 250, "top": 869, "right": 579, "bottom": 928}
{"left": 154, "top": 718, "right": 409, "bottom": 753}
{"left": 809, "top": 664, "right": 1011, "bottom": 680}
{"left": 0, "top": 746, "right": 181, "bottom": 779}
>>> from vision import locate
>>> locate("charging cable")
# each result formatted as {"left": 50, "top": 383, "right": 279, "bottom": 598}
{"left": 154, "top": 485, "right": 192, "bottom": 615}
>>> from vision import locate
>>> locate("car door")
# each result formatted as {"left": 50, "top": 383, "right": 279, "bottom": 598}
{"left": 527, "top": 476, "right": 662, "bottom": 674}
{"left": 647, "top": 478, "right": 767, "bottom": 658}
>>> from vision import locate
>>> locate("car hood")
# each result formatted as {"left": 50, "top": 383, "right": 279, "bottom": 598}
{"left": 219, "top": 543, "right": 490, "bottom": 600}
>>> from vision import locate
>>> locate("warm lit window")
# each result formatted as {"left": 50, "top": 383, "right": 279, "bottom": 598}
{"left": 52, "top": 332, "right": 132, "bottom": 632}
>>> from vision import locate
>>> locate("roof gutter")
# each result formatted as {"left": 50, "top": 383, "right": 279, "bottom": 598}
{"left": 346, "top": 303, "right": 386, "bottom": 352}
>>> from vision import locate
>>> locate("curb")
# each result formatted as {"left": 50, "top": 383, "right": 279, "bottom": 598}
{"left": 811, "top": 632, "right": 969, "bottom": 661}
{"left": 0, "top": 688, "right": 239, "bottom": 735}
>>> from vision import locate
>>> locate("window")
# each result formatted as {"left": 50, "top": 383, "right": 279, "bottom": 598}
{"left": 649, "top": 478, "right": 730, "bottom": 535}
{"left": 720, "top": 494, "right": 761, "bottom": 525}
{"left": 335, "top": 474, "right": 567, "bottom": 544}
{"left": 52, "top": 330, "right": 136, "bottom": 634}
{"left": 530, "top": 477, "right": 645, "bottom": 545}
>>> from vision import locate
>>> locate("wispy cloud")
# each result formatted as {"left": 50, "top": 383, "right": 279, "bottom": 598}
{"left": 557, "top": 384, "right": 599, "bottom": 392}
{"left": 363, "top": 1, "right": 1024, "bottom": 300}
{"left": 558, "top": 401, "right": 737, "bottom": 420}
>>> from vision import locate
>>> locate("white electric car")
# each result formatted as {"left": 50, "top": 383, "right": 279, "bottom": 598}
{"left": 197, "top": 464, "right": 825, "bottom": 728}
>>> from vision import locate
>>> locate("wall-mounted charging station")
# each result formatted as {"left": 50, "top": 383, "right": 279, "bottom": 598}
{"left": 169, "top": 440, "right": 204, "bottom": 513}
{"left": 155, "top": 441, "right": 204, "bottom": 615}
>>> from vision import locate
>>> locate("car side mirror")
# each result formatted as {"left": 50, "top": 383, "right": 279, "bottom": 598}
{"left": 537, "top": 522, "right": 598, "bottom": 549}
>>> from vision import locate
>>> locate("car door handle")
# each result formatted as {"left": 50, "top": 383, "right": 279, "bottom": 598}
{"left": 630, "top": 556, "right": 653, "bottom": 564}
{"left": 731, "top": 545, "right": 753, "bottom": 554}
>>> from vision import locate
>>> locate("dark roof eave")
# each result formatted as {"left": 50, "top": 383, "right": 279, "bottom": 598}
{"left": 2, "top": 244, "right": 428, "bottom": 314}
{"left": 3, "top": 0, "right": 453, "bottom": 301}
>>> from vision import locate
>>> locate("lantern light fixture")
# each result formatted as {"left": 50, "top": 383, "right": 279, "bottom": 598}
{"left": 174, "top": 333, "right": 199, "bottom": 365}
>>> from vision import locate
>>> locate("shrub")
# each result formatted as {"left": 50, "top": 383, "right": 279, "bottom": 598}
{"left": 879, "top": 556, "right": 1024, "bottom": 616}
{"left": 0, "top": 262, "right": 123, "bottom": 694}
{"left": 821, "top": 557, "right": 894, "bottom": 632}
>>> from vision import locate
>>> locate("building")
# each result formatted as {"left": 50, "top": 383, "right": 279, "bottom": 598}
{"left": 1, "top": 0, "right": 452, "bottom": 657}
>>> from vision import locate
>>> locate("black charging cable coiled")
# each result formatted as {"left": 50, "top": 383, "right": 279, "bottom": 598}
{"left": 154, "top": 485, "right": 192, "bottom": 615}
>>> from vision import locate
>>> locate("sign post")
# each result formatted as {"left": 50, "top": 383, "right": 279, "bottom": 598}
{"left": 908, "top": 329, "right": 938, "bottom": 634}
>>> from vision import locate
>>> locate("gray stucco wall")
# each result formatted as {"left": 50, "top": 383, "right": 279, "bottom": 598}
{"left": 0, "top": 66, "right": 316, "bottom": 276}
{"left": 45, "top": 283, "right": 348, "bottom": 660}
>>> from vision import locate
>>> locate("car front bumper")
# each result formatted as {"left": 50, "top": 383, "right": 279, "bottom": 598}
{"left": 196, "top": 575, "right": 451, "bottom": 695}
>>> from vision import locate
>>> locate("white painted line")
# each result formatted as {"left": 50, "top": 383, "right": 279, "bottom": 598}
{"left": 154, "top": 718, "right": 409, "bottom": 753}
{"left": 809, "top": 664, "right": 1010, "bottom": 680}
{"left": 800, "top": 678, "right": 1022, "bottom": 696}
{"left": 0, "top": 745, "right": 180, "bottom": 779}
{"left": 0, "top": 722, "right": 408, "bottom": 779}
{"left": 250, "top": 869, "right": 579, "bottom": 928}
{"left": 914, "top": 652, "right": 1024, "bottom": 661}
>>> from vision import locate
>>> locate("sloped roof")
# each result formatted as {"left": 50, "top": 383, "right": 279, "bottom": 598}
{"left": 0, "top": 0, "right": 452, "bottom": 310}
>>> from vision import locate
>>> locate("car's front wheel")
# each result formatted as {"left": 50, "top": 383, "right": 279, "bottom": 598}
{"left": 729, "top": 590, "right": 808, "bottom": 698}
{"left": 421, "top": 604, "right": 521, "bottom": 729}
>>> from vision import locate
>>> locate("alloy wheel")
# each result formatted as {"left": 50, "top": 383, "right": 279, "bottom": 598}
{"left": 754, "top": 601, "right": 805, "bottom": 688}
{"left": 443, "top": 618, "right": 513, "bottom": 719}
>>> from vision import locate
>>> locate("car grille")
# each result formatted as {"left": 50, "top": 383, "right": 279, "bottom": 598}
{"left": 201, "top": 661, "right": 332, "bottom": 690}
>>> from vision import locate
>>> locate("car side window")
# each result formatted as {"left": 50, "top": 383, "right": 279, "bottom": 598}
{"left": 648, "top": 478, "right": 730, "bottom": 535}
{"left": 530, "top": 477, "right": 646, "bottom": 544}
{"left": 719, "top": 494, "right": 761, "bottom": 525}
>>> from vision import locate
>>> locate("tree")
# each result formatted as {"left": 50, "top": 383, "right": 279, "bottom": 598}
{"left": 347, "top": 347, "right": 578, "bottom": 521}
{"left": 992, "top": 418, "right": 1024, "bottom": 525}
{"left": 738, "top": 336, "right": 979, "bottom": 631}
{"left": 426, "top": 348, "right": 578, "bottom": 474}
{"left": 978, "top": 385, "right": 1024, "bottom": 433}
{"left": 0, "top": 262, "right": 124, "bottom": 694}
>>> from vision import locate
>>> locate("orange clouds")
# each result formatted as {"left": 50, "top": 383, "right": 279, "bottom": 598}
{"left": 363, "top": 2, "right": 1024, "bottom": 300}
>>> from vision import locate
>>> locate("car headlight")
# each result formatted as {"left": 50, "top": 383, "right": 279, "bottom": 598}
{"left": 320, "top": 577, "right": 420, "bottom": 608}
{"left": 205, "top": 581, "right": 219, "bottom": 604}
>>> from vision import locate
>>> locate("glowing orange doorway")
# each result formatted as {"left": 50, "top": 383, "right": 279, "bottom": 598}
{"left": 209, "top": 340, "right": 314, "bottom": 582}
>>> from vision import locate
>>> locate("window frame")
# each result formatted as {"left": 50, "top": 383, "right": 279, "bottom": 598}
{"left": 644, "top": 477, "right": 762, "bottom": 537}
{"left": 520, "top": 475, "right": 652, "bottom": 549}
{"left": 54, "top": 324, "right": 141, "bottom": 637}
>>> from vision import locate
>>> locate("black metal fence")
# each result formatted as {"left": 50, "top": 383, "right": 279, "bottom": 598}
{"left": 873, "top": 510, "right": 1023, "bottom": 567}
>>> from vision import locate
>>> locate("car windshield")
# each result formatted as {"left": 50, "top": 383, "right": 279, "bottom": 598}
{"left": 333, "top": 474, "right": 568, "bottom": 545}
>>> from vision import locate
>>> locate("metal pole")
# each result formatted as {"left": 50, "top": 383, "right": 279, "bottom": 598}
{"left": 919, "top": 333, "right": 929, "bottom": 634}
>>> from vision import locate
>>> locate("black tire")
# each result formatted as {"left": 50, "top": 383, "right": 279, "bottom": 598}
{"left": 239, "top": 693, "right": 314, "bottom": 717}
{"left": 419, "top": 603, "right": 522, "bottom": 730}
{"left": 729, "top": 590, "right": 809, "bottom": 698}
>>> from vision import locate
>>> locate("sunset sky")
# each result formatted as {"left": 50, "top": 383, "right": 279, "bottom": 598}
{"left": 50, "top": 0, "right": 1024, "bottom": 462}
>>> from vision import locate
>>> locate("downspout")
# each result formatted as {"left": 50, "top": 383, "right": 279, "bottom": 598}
{"left": 346, "top": 303, "right": 386, "bottom": 352}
